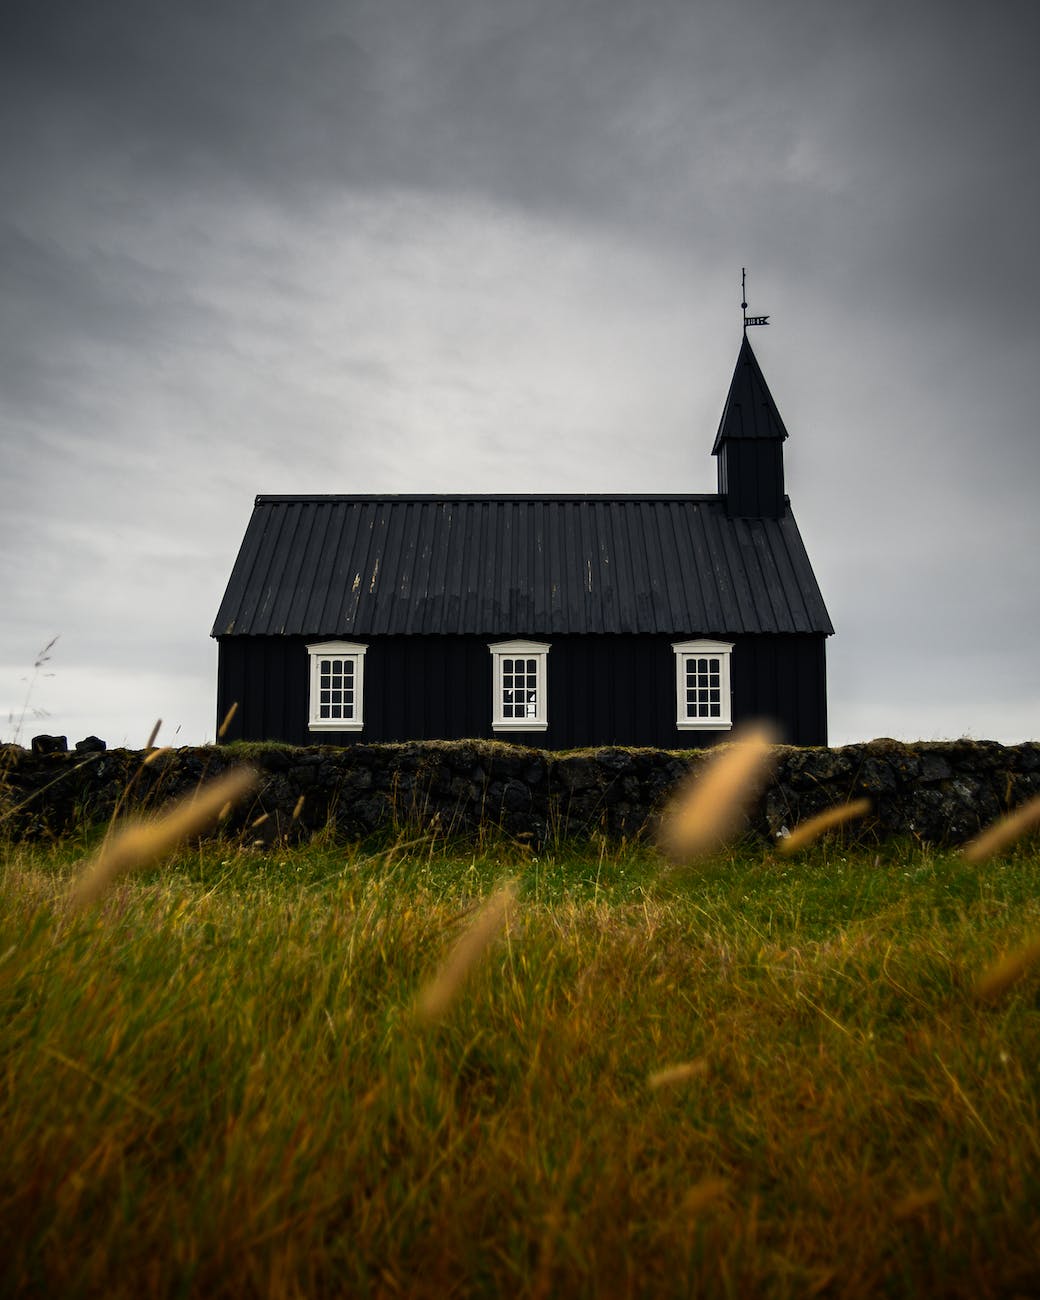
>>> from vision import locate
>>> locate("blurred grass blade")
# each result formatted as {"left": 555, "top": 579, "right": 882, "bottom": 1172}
{"left": 648, "top": 1059, "right": 707, "bottom": 1090}
{"left": 974, "top": 937, "right": 1040, "bottom": 1001}
{"left": 657, "top": 723, "right": 776, "bottom": 865}
{"left": 217, "top": 701, "right": 239, "bottom": 739}
{"left": 682, "top": 1178, "right": 730, "bottom": 1216}
{"left": 779, "top": 798, "right": 871, "bottom": 854}
{"left": 893, "top": 1186, "right": 941, "bottom": 1219}
{"left": 414, "top": 882, "right": 517, "bottom": 1024}
{"left": 68, "top": 767, "right": 258, "bottom": 911}
{"left": 962, "top": 794, "right": 1040, "bottom": 864}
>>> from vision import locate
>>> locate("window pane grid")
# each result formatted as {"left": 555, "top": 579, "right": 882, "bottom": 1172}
{"left": 318, "top": 656, "right": 355, "bottom": 720}
{"left": 308, "top": 644, "right": 366, "bottom": 731}
{"left": 491, "top": 646, "right": 548, "bottom": 728}
{"left": 501, "top": 656, "right": 538, "bottom": 719}
{"left": 684, "top": 655, "right": 722, "bottom": 720}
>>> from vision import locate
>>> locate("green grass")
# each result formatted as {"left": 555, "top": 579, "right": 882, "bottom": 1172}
{"left": 2, "top": 834, "right": 1040, "bottom": 1297}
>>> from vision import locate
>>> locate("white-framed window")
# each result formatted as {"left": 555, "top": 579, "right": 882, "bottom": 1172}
{"left": 489, "top": 640, "right": 550, "bottom": 732}
{"left": 307, "top": 641, "right": 368, "bottom": 732}
{"left": 672, "top": 640, "right": 733, "bottom": 730}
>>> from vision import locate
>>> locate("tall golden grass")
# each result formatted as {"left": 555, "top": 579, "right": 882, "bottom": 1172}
{"left": 414, "top": 882, "right": 517, "bottom": 1024}
{"left": 962, "top": 795, "right": 1040, "bottom": 998}
{"left": 656, "top": 722, "right": 776, "bottom": 865}
{"left": 974, "top": 936, "right": 1040, "bottom": 1001}
{"left": 6, "top": 725, "right": 1040, "bottom": 1296}
{"left": 779, "top": 797, "right": 871, "bottom": 854}
{"left": 647, "top": 1059, "right": 708, "bottom": 1089}
{"left": 217, "top": 701, "right": 239, "bottom": 740}
{"left": 68, "top": 766, "right": 257, "bottom": 911}
{"left": 962, "top": 793, "right": 1040, "bottom": 864}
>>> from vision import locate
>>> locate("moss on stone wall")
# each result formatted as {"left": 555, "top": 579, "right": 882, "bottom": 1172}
{"left": 3, "top": 737, "right": 1039, "bottom": 848}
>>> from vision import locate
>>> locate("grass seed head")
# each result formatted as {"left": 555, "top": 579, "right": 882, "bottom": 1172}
{"left": 893, "top": 1186, "right": 941, "bottom": 1219}
{"left": 681, "top": 1178, "right": 730, "bottom": 1216}
{"left": 962, "top": 794, "right": 1040, "bottom": 864}
{"left": 973, "top": 936, "right": 1040, "bottom": 1002}
{"left": 648, "top": 1059, "right": 708, "bottom": 1090}
{"left": 779, "top": 798, "right": 871, "bottom": 854}
{"left": 414, "top": 882, "right": 517, "bottom": 1025}
{"left": 217, "top": 701, "right": 239, "bottom": 739}
{"left": 144, "top": 719, "right": 162, "bottom": 750}
{"left": 68, "top": 766, "right": 258, "bottom": 911}
{"left": 657, "top": 723, "right": 776, "bottom": 866}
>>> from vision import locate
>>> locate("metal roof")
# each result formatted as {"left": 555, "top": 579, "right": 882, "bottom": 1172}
{"left": 212, "top": 494, "right": 833, "bottom": 638}
{"left": 712, "top": 335, "right": 789, "bottom": 452}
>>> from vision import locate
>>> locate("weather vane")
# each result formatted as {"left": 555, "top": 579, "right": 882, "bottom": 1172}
{"left": 741, "top": 267, "right": 769, "bottom": 333}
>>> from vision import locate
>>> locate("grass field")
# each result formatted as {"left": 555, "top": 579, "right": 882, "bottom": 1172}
{"left": 2, "top": 826, "right": 1039, "bottom": 1298}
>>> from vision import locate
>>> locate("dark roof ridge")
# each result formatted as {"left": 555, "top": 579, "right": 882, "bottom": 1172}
{"left": 253, "top": 492, "right": 752, "bottom": 505}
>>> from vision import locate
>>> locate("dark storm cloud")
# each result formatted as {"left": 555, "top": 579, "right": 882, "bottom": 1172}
{"left": 0, "top": 220, "right": 218, "bottom": 424}
{"left": 2, "top": 0, "right": 1039, "bottom": 744}
{"left": 6, "top": 0, "right": 1038, "bottom": 343}
{"left": 4, "top": 2, "right": 1037, "bottom": 252}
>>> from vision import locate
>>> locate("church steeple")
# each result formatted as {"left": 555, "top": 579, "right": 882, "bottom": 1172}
{"left": 712, "top": 333, "right": 788, "bottom": 518}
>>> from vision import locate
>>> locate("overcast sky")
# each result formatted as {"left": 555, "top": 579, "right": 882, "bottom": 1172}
{"left": 2, "top": 0, "right": 1038, "bottom": 750}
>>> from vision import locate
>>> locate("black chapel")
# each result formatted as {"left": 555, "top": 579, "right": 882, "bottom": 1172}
{"left": 213, "top": 334, "right": 832, "bottom": 748}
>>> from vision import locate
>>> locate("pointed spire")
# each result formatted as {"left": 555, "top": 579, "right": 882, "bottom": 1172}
{"left": 711, "top": 334, "right": 788, "bottom": 518}
{"left": 711, "top": 334, "right": 789, "bottom": 455}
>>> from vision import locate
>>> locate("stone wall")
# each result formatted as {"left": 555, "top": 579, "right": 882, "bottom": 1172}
{"left": 3, "top": 737, "right": 1040, "bottom": 849}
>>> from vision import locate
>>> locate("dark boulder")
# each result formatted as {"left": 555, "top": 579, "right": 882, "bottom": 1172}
{"left": 31, "top": 735, "right": 67, "bottom": 754}
{"left": 500, "top": 779, "right": 532, "bottom": 813}
{"left": 918, "top": 752, "right": 953, "bottom": 783}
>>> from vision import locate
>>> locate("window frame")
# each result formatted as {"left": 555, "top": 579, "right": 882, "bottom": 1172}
{"left": 488, "top": 640, "right": 550, "bottom": 733}
{"left": 307, "top": 640, "right": 368, "bottom": 733}
{"left": 672, "top": 639, "right": 733, "bottom": 731}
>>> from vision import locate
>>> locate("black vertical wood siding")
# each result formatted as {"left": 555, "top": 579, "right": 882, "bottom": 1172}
{"left": 217, "top": 634, "right": 827, "bottom": 749}
{"left": 718, "top": 441, "right": 785, "bottom": 518}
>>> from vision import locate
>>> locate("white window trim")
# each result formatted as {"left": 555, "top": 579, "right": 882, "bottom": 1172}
{"left": 307, "top": 641, "right": 368, "bottom": 732}
{"left": 672, "top": 639, "right": 733, "bottom": 731}
{"left": 489, "top": 640, "right": 550, "bottom": 733}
